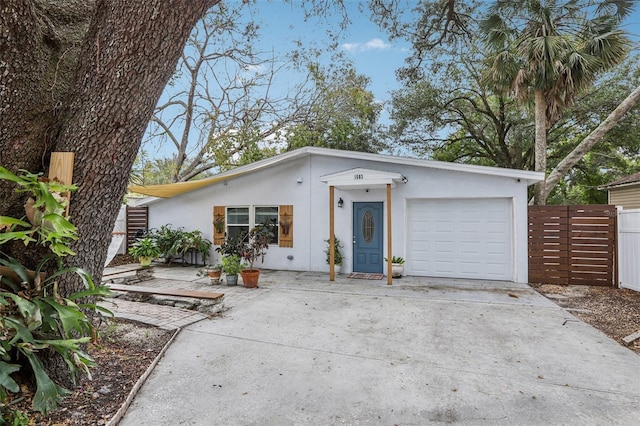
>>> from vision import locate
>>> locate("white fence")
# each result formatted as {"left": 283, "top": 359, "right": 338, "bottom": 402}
{"left": 618, "top": 208, "right": 640, "bottom": 291}
{"left": 104, "top": 205, "right": 127, "bottom": 266}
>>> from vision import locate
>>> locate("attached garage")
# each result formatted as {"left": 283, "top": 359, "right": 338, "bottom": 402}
{"left": 407, "top": 198, "right": 513, "bottom": 281}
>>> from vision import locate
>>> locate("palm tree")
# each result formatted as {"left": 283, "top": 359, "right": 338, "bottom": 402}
{"left": 480, "top": 0, "right": 632, "bottom": 204}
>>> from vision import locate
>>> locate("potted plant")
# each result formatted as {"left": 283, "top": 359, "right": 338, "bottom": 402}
{"left": 221, "top": 254, "right": 243, "bottom": 286}
{"left": 182, "top": 230, "right": 212, "bottom": 265}
{"left": 325, "top": 236, "right": 344, "bottom": 267}
{"left": 198, "top": 263, "right": 222, "bottom": 284}
{"left": 239, "top": 224, "right": 274, "bottom": 288}
{"left": 128, "top": 237, "right": 161, "bottom": 267}
{"left": 385, "top": 256, "right": 405, "bottom": 278}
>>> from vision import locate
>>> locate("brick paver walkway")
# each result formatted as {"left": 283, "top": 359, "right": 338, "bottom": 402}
{"left": 100, "top": 298, "right": 208, "bottom": 330}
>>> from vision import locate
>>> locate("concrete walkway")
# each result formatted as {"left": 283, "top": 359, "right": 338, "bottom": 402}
{"left": 118, "top": 269, "right": 640, "bottom": 425}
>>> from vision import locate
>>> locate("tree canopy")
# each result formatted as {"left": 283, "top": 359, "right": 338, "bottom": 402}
{"left": 376, "top": 0, "right": 639, "bottom": 204}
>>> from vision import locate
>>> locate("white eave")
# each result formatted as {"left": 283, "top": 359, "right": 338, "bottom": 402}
{"left": 307, "top": 148, "right": 544, "bottom": 185}
{"left": 320, "top": 168, "right": 405, "bottom": 189}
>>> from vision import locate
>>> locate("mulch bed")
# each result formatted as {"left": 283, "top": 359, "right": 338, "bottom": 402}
{"left": 530, "top": 283, "right": 640, "bottom": 355}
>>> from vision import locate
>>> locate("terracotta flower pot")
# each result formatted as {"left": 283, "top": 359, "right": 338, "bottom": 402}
{"left": 240, "top": 269, "right": 260, "bottom": 288}
{"left": 207, "top": 269, "right": 221, "bottom": 284}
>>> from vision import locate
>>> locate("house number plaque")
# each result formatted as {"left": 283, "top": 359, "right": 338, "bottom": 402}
{"left": 354, "top": 174, "right": 364, "bottom": 180}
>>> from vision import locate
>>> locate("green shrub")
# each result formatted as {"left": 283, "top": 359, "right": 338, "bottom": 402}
{"left": 324, "top": 236, "right": 344, "bottom": 266}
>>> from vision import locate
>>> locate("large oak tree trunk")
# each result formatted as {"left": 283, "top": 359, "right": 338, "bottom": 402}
{"left": 54, "top": 0, "right": 217, "bottom": 295}
{"left": 1, "top": 0, "right": 218, "bottom": 384}
{"left": 0, "top": 0, "right": 94, "bottom": 224}
{"left": 1, "top": 0, "right": 217, "bottom": 289}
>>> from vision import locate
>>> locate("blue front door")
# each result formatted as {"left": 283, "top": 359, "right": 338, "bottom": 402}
{"left": 353, "top": 202, "right": 383, "bottom": 273}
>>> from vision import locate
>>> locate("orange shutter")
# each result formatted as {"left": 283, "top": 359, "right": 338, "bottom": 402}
{"left": 279, "top": 205, "right": 293, "bottom": 248}
{"left": 213, "top": 206, "right": 225, "bottom": 245}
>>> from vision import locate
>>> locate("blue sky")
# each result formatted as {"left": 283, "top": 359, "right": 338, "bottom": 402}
{"left": 253, "top": 0, "right": 410, "bottom": 112}
{"left": 144, "top": 1, "right": 640, "bottom": 160}
{"left": 250, "top": 0, "right": 640, "bottom": 118}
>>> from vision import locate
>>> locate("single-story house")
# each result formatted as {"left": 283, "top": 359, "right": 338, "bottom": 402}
{"left": 599, "top": 171, "right": 640, "bottom": 210}
{"left": 130, "top": 147, "right": 543, "bottom": 283}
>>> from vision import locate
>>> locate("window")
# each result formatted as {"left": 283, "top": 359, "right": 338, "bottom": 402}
{"left": 255, "top": 206, "right": 279, "bottom": 244}
{"left": 226, "top": 207, "right": 249, "bottom": 240}
{"left": 362, "top": 210, "right": 375, "bottom": 244}
{"left": 225, "top": 206, "right": 279, "bottom": 244}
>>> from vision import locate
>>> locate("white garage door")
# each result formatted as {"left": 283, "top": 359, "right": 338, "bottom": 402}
{"left": 407, "top": 198, "right": 513, "bottom": 280}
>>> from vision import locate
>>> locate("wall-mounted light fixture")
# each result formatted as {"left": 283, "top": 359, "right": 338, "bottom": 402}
{"left": 337, "top": 197, "right": 344, "bottom": 208}
{"left": 401, "top": 175, "right": 408, "bottom": 183}
{"left": 297, "top": 177, "right": 303, "bottom": 183}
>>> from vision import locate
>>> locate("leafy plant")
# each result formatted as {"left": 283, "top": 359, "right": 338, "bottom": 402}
{"left": 145, "top": 225, "right": 212, "bottom": 264}
{"left": 384, "top": 256, "right": 405, "bottom": 264}
{"left": 221, "top": 254, "right": 244, "bottom": 275}
{"left": 215, "top": 235, "right": 245, "bottom": 258}
{"left": 0, "top": 401, "right": 29, "bottom": 426}
{"left": 240, "top": 224, "right": 274, "bottom": 270}
{"left": 0, "top": 255, "right": 112, "bottom": 413}
{"left": 187, "top": 230, "right": 212, "bottom": 263}
{"left": 0, "top": 166, "right": 112, "bottom": 414}
{"left": 0, "top": 167, "right": 78, "bottom": 257}
{"left": 324, "top": 236, "right": 344, "bottom": 266}
{"left": 128, "top": 237, "right": 161, "bottom": 259}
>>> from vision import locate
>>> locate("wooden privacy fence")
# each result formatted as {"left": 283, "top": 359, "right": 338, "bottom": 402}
{"left": 528, "top": 205, "right": 617, "bottom": 286}
{"left": 126, "top": 206, "right": 148, "bottom": 249}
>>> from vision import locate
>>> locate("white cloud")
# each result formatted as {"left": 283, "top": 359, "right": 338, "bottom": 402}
{"left": 363, "top": 38, "right": 391, "bottom": 51}
{"left": 342, "top": 42, "right": 360, "bottom": 52}
{"left": 341, "top": 38, "right": 391, "bottom": 53}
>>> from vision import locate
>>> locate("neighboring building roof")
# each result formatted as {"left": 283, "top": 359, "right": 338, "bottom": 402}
{"left": 128, "top": 147, "right": 544, "bottom": 199}
{"left": 600, "top": 171, "right": 640, "bottom": 190}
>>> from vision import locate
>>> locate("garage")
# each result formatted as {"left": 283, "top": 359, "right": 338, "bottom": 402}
{"left": 407, "top": 198, "right": 513, "bottom": 281}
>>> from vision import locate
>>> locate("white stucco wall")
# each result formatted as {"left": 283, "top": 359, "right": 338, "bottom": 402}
{"left": 144, "top": 152, "right": 532, "bottom": 282}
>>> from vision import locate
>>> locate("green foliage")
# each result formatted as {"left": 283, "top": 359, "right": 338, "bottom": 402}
{"left": 128, "top": 237, "right": 162, "bottom": 259}
{"left": 0, "top": 401, "right": 29, "bottom": 426}
{"left": 285, "top": 64, "right": 386, "bottom": 153}
{"left": 0, "top": 255, "right": 113, "bottom": 414}
{"left": 0, "top": 166, "right": 113, "bottom": 414}
{"left": 384, "top": 2, "right": 639, "bottom": 204}
{"left": 215, "top": 235, "right": 245, "bottom": 258}
{"left": 481, "top": 0, "right": 632, "bottom": 114}
{"left": 384, "top": 256, "right": 405, "bottom": 264}
{"left": 324, "top": 236, "right": 344, "bottom": 266}
{"left": 388, "top": 46, "right": 532, "bottom": 170}
{"left": 221, "top": 254, "right": 244, "bottom": 275}
{"left": 0, "top": 167, "right": 78, "bottom": 257}
{"left": 145, "top": 225, "right": 212, "bottom": 264}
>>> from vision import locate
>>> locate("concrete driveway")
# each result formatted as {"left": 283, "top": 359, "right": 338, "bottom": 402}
{"left": 120, "top": 271, "right": 640, "bottom": 425}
